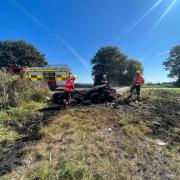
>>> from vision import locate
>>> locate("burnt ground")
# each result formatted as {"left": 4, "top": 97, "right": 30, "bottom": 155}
{"left": 0, "top": 90, "right": 180, "bottom": 179}
{"left": 0, "top": 110, "right": 57, "bottom": 176}
{"left": 113, "top": 91, "right": 180, "bottom": 145}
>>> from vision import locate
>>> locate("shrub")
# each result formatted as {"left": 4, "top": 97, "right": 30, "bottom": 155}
{"left": 6, "top": 107, "right": 42, "bottom": 126}
{"left": 0, "top": 111, "right": 21, "bottom": 142}
{"left": 0, "top": 71, "right": 50, "bottom": 108}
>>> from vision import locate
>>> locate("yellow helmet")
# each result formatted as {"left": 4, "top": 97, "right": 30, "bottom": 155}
{"left": 71, "top": 75, "right": 77, "bottom": 79}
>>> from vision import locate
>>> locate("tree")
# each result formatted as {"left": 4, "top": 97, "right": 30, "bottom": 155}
{"left": 0, "top": 40, "right": 47, "bottom": 67}
{"left": 91, "top": 46, "right": 128, "bottom": 86}
{"left": 91, "top": 46, "right": 144, "bottom": 86}
{"left": 163, "top": 45, "right": 180, "bottom": 86}
{"left": 125, "top": 59, "right": 144, "bottom": 84}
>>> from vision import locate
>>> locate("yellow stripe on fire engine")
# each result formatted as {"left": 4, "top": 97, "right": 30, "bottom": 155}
{"left": 62, "top": 74, "right": 67, "bottom": 78}
{"left": 37, "top": 75, "right": 43, "bottom": 79}
{"left": 56, "top": 77, "right": 62, "bottom": 81}
{"left": 26, "top": 69, "right": 69, "bottom": 72}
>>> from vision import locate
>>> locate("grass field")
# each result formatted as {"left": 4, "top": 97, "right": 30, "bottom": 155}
{"left": 142, "top": 83, "right": 176, "bottom": 88}
{"left": 1, "top": 89, "right": 179, "bottom": 180}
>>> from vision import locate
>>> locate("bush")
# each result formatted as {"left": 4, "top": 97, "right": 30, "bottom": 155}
{"left": 6, "top": 107, "right": 42, "bottom": 126}
{"left": 0, "top": 107, "right": 43, "bottom": 139}
{"left": 0, "top": 71, "right": 50, "bottom": 108}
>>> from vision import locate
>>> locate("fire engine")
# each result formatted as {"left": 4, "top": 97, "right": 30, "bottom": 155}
{"left": 4, "top": 64, "right": 71, "bottom": 90}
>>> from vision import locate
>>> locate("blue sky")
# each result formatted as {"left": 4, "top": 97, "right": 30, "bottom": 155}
{"left": 0, "top": 0, "right": 180, "bottom": 83}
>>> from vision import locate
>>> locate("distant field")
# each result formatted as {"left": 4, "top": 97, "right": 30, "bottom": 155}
{"left": 143, "top": 83, "right": 176, "bottom": 88}
{"left": 142, "top": 87, "right": 180, "bottom": 94}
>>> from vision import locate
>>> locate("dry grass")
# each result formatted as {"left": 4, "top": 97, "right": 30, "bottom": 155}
{"left": 1, "top": 88, "right": 180, "bottom": 179}
{"left": 2, "top": 103, "right": 179, "bottom": 180}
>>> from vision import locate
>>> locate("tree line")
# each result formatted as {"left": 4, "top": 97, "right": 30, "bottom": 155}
{"left": 0, "top": 40, "right": 47, "bottom": 67}
{"left": 0, "top": 40, "right": 179, "bottom": 86}
{"left": 91, "top": 46, "right": 143, "bottom": 86}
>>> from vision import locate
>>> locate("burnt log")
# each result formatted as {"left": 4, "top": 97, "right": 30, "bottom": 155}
{"left": 51, "top": 85, "right": 117, "bottom": 105}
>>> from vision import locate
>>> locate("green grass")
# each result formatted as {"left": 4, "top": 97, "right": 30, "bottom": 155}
{"left": 1, "top": 82, "right": 180, "bottom": 179}
{"left": 142, "top": 89, "right": 180, "bottom": 99}
{"left": 122, "top": 121, "right": 151, "bottom": 137}
{"left": 0, "top": 72, "right": 49, "bottom": 143}
{"left": 143, "top": 83, "right": 176, "bottom": 88}
{"left": 0, "top": 125, "right": 21, "bottom": 142}
{"left": 3, "top": 105, "right": 179, "bottom": 180}
{"left": 171, "top": 88, "right": 180, "bottom": 94}
{"left": 0, "top": 103, "right": 44, "bottom": 143}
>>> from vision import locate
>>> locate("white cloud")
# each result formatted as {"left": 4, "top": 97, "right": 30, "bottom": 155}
{"left": 156, "top": 50, "right": 169, "bottom": 56}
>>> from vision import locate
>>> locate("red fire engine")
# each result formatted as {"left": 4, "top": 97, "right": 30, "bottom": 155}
{"left": 4, "top": 65, "right": 71, "bottom": 90}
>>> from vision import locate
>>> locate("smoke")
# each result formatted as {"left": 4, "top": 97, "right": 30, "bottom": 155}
{"left": 10, "top": 0, "right": 90, "bottom": 72}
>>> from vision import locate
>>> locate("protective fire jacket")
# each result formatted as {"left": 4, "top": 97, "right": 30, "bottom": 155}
{"left": 64, "top": 79, "right": 75, "bottom": 92}
{"left": 133, "top": 75, "right": 144, "bottom": 86}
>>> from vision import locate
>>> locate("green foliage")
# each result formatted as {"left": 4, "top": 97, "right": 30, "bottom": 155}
{"left": 6, "top": 107, "right": 42, "bottom": 126}
{"left": 163, "top": 45, "right": 180, "bottom": 86}
{"left": 0, "top": 106, "right": 43, "bottom": 143}
{"left": 125, "top": 59, "right": 144, "bottom": 84}
{"left": 0, "top": 71, "right": 50, "bottom": 108}
{"left": 0, "top": 71, "right": 49, "bottom": 144}
{"left": 91, "top": 46, "right": 144, "bottom": 86}
{"left": 0, "top": 40, "right": 47, "bottom": 67}
{"left": 0, "top": 109, "right": 39, "bottom": 144}
{"left": 0, "top": 125, "right": 20, "bottom": 142}
{"left": 91, "top": 46, "right": 127, "bottom": 86}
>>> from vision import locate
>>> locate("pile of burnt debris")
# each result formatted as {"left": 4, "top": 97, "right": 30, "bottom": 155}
{"left": 51, "top": 84, "right": 117, "bottom": 106}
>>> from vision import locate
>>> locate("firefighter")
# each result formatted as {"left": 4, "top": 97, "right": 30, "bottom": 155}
{"left": 129, "top": 71, "right": 144, "bottom": 101}
{"left": 63, "top": 75, "right": 77, "bottom": 107}
{"left": 101, "top": 74, "right": 108, "bottom": 85}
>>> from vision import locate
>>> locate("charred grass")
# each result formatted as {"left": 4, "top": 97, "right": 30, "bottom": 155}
{"left": 1, "top": 89, "right": 180, "bottom": 179}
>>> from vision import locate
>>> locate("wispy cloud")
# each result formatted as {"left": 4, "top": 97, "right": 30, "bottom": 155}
{"left": 156, "top": 50, "right": 169, "bottom": 56}
{"left": 138, "top": 50, "right": 169, "bottom": 60}
{"left": 150, "top": 0, "right": 178, "bottom": 32}
{"left": 10, "top": 0, "right": 89, "bottom": 71}
{"left": 138, "top": 56, "right": 147, "bottom": 61}
{"left": 126, "top": 0, "right": 163, "bottom": 33}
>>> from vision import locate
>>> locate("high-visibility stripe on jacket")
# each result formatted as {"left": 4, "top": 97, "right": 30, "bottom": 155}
{"left": 133, "top": 75, "right": 144, "bottom": 86}
{"left": 64, "top": 79, "right": 75, "bottom": 92}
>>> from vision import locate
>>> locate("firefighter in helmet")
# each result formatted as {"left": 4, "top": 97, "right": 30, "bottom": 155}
{"left": 101, "top": 73, "right": 108, "bottom": 85}
{"left": 129, "top": 71, "right": 144, "bottom": 101}
{"left": 63, "top": 75, "right": 77, "bottom": 107}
